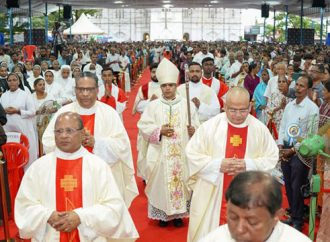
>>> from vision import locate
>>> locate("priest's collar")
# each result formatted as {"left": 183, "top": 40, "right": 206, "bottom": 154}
{"left": 225, "top": 114, "right": 250, "bottom": 128}
{"left": 75, "top": 102, "right": 97, "bottom": 115}
{"left": 55, "top": 146, "right": 87, "bottom": 160}
{"left": 160, "top": 95, "right": 182, "bottom": 106}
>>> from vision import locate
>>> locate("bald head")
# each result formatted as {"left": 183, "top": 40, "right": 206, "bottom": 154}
{"left": 225, "top": 87, "right": 250, "bottom": 105}
{"left": 55, "top": 112, "right": 83, "bottom": 129}
{"left": 225, "top": 87, "right": 251, "bottom": 125}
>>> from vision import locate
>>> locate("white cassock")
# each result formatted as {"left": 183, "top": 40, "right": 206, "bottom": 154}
{"left": 118, "top": 55, "right": 131, "bottom": 92}
{"left": 137, "top": 95, "right": 200, "bottom": 219}
{"left": 198, "top": 222, "right": 311, "bottom": 242}
{"left": 0, "top": 88, "right": 38, "bottom": 168}
{"left": 132, "top": 81, "right": 160, "bottom": 115}
{"left": 15, "top": 147, "right": 139, "bottom": 242}
{"left": 98, "top": 83, "right": 127, "bottom": 120}
{"left": 186, "top": 113, "right": 279, "bottom": 242}
{"left": 42, "top": 101, "right": 138, "bottom": 207}
{"left": 132, "top": 81, "right": 161, "bottom": 179}
{"left": 177, "top": 81, "right": 220, "bottom": 123}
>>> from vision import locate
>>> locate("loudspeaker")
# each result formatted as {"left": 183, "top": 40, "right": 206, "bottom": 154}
{"left": 261, "top": 4, "right": 269, "bottom": 18}
{"left": 312, "top": 0, "right": 326, "bottom": 8}
{"left": 287, "top": 28, "right": 315, "bottom": 45}
{"left": 6, "top": 0, "right": 19, "bottom": 8}
{"left": 63, "top": 5, "right": 72, "bottom": 19}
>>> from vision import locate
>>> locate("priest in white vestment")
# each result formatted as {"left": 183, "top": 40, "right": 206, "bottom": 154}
{"left": 15, "top": 112, "right": 139, "bottom": 242}
{"left": 186, "top": 87, "right": 278, "bottom": 242}
{"left": 42, "top": 72, "right": 138, "bottom": 207}
{"left": 132, "top": 63, "right": 160, "bottom": 115}
{"left": 137, "top": 58, "right": 200, "bottom": 227}
{"left": 177, "top": 62, "right": 220, "bottom": 123}
{"left": 198, "top": 171, "right": 310, "bottom": 242}
{"left": 132, "top": 63, "right": 160, "bottom": 179}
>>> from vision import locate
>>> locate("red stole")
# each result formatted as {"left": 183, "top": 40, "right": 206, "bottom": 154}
{"left": 56, "top": 157, "right": 83, "bottom": 242}
{"left": 202, "top": 77, "right": 228, "bottom": 108}
{"left": 220, "top": 123, "right": 248, "bottom": 225}
{"left": 80, "top": 114, "right": 95, "bottom": 153}
{"left": 100, "top": 95, "right": 116, "bottom": 109}
{"left": 100, "top": 83, "right": 117, "bottom": 109}
{"left": 142, "top": 82, "right": 149, "bottom": 100}
{"left": 218, "top": 82, "right": 229, "bottom": 109}
{"left": 202, "top": 76, "right": 212, "bottom": 87}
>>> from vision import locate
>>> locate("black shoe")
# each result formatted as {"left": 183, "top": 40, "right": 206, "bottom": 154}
{"left": 281, "top": 218, "right": 293, "bottom": 225}
{"left": 173, "top": 218, "right": 183, "bottom": 227}
{"left": 292, "top": 223, "right": 303, "bottom": 232}
{"left": 158, "top": 220, "right": 168, "bottom": 227}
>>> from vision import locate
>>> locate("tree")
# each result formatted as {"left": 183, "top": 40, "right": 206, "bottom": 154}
{"left": 32, "top": 9, "right": 100, "bottom": 29}
{"left": 264, "top": 12, "right": 323, "bottom": 42}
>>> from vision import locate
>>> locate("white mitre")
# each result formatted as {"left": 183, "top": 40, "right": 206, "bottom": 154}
{"left": 156, "top": 58, "right": 179, "bottom": 85}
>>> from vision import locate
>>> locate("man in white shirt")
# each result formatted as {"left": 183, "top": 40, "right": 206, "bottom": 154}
{"left": 106, "top": 47, "right": 121, "bottom": 80}
{"left": 193, "top": 44, "right": 214, "bottom": 65}
{"left": 227, "top": 51, "right": 244, "bottom": 84}
{"left": 83, "top": 53, "right": 103, "bottom": 76}
{"left": 278, "top": 75, "right": 319, "bottom": 231}
{"left": 198, "top": 171, "right": 311, "bottom": 242}
{"left": 177, "top": 62, "right": 220, "bottom": 123}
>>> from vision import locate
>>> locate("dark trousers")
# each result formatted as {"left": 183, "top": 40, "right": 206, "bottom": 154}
{"left": 281, "top": 154, "right": 309, "bottom": 225}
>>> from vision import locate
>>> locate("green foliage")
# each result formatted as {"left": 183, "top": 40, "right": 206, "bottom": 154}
{"left": 0, "top": 8, "right": 99, "bottom": 42}
{"left": 264, "top": 13, "right": 324, "bottom": 42}
{"left": 0, "top": 12, "right": 28, "bottom": 35}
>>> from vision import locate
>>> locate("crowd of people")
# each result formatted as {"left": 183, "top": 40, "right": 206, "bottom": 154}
{"left": 0, "top": 38, "right": 329, "bottom": 241}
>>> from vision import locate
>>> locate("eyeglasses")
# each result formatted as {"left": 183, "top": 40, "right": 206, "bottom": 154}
{"left": 227, "top": 108, "right": 250, "bottom": 114}
{"left": 54, "top": 128, "right": 83, "bottom": 135}
{"left": 75, "top": 87, "right": 97, "bottom": 93}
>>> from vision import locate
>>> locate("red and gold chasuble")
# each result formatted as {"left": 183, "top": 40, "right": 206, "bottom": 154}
{"left": 56, "top": 157, "right": 83, "bottom": 242}
{"left": 80, "top": 114, "right": 95, "bottom": 153}
{"left": 220, "top": 123, "right": 248, "bottom": 225}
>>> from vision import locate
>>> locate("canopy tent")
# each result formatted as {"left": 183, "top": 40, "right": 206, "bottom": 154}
{"left": 63, "top": 13, "right": 105, "bottom": 35}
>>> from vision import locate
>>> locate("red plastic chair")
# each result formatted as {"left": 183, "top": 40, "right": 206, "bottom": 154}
{"left": 1, "top": 142, "right": 29, "bottom": 219}
{"left": 19, "top": 133, "right": 29, "bottom": 150}
{"left": 5, "top": 132, "right": 30, "bottom": 149}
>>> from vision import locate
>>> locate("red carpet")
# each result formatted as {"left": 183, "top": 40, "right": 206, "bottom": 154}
{"left": 124, "top": 68, "right": 189, "bottom": 242}
{"left": 0, "top": 67, "right": 318, "bottom": 241}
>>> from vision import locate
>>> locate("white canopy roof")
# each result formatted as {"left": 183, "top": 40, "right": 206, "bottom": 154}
{"left": 63, "top": 13, "right": 105, "bottom": 35}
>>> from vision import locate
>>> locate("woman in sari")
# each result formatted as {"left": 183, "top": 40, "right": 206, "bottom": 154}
{"left": 266, "top": 75, "right": 292, "bottom": 140}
